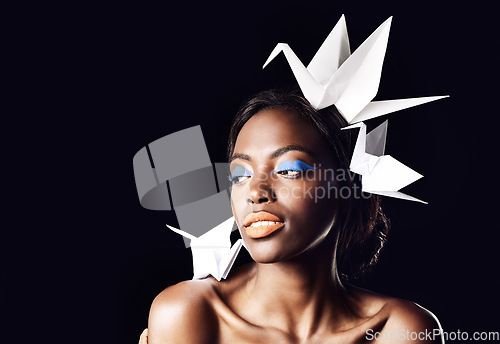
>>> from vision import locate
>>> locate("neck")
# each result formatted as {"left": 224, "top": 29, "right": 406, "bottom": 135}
{"left": 243, "top": 234, "right": 348, "bottom": 339}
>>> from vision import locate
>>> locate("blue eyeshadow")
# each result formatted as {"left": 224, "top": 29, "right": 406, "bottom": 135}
{"left": 272, "top": 160, "right": 318, "bottom": 173}
{"left": 228, "top": 166, "right": 254, "bottom": 181}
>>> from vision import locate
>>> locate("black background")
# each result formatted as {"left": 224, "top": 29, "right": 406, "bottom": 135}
{"left": 3, "top": 1, "right": 499, "bottom": 343}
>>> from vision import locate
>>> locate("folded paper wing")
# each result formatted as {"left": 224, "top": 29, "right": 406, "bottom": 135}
{"left": 166, "top": 217, "right": 245, "bottom": 281}
{"left": 263, "top": 15, "right": 448, "bottom": 123}
{"left": 343, "top": 121, "right": 426, "bottom": 203}
{"left": 350, "top": 97, "right": 448, "bottom": 124}
{"left": 307, "top": 14, "right": 351, "bottom": 86}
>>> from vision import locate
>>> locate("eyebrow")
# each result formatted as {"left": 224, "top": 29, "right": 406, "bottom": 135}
{"left": 230, "top": 145, "right": 315, "bottom": 162}
{"left": 229, "top": 153, "right": 251, "bottom": 162}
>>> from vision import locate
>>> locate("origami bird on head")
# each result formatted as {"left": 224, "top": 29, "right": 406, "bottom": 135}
{"left": 343, "top": 121, "right": 426, "bottom": 203}
{"left": 263, "top": 15, "right": 447, "bottom": 124}
{"left": 263, "top": 15, "right": 449, "bottom": 203}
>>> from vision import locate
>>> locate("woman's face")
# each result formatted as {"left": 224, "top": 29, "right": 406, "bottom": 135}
{"left": 230, "top": 108, "right": 340, "bottom": 263}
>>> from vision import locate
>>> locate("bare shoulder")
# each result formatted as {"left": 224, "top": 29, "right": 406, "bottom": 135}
{"left": 348, "top": 286, "right": 443, "bottom": 343}
{"left": 148, "top": 279, "right": 219, "bottom": 344}
{"left": 383, "top": 298, "right": 443, "bottom": 342}
{"left": 385, "top": 298, "right": 441, "bottom": 329}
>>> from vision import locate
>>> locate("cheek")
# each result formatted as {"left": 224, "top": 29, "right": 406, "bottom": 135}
{"left": 275, "top": 175, "right": 338, "bottom": 208}
{"left": 277, "top": 178, "right": 339, "bottom": 239}
{"left": 230, "top": 186, "right": 247, "bottom": 228}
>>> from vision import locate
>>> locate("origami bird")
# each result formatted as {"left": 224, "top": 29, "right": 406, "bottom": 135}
{"left": 166, "top": 216, "right": 245, "bottom": 281}
{"left": 343, "top": 121, "right": 426, "bottom": 203}
{"left": 263, "top": 15, "right": 447, "bottom": 124}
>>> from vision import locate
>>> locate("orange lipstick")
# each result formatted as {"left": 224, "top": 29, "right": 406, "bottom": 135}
{"left": 243, "top": 211, "right": 284, "bottom": 239}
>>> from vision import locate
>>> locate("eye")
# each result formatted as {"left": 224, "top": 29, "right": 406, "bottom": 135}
{"left": 228, "top": 166, "right": 253, "bottom": 185}
{"left": 276, "top": 169, "right": 302, "bottom": 178}
{"left": 230, "top": 175, "right": 252, "bottom": 184}
{"left": 272, "top": 160, "right": 317, "bottom": 179}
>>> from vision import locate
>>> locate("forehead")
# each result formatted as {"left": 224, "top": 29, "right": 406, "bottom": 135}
{"left": 234, "top": 108, "right": 330, "bottom": 160}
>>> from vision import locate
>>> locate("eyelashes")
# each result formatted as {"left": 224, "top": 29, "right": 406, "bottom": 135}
{"left": 228, "top": 166, "right": 254, "bottom": 184}
{"left": 229, "top": 160, "right": 317, "bottom": 184}
{"left": 272, "top": 160, "right": 317, "bottom": 174}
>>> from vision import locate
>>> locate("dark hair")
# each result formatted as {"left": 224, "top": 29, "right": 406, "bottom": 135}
{"left": 227, "top": 88, "right": 390, "bottom": 281}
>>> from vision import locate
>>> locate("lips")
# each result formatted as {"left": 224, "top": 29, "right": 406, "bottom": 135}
{"left": 243, "top": 211, "right": 284, "bottom": 239}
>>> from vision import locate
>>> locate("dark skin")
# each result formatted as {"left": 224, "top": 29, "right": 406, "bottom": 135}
{"left": 144, "top": 109, "right": 443, "bottom": 343}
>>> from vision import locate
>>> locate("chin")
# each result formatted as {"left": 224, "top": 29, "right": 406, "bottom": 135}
{"left": 249, "top": 252, "right": 284, "bottom": 264}
{"left": 243, "top": 236, "right": 291, "bottom": 263}
{"left": 244, "top": 228, "right": 338, "bottom": 266}
{"left": 243, "top": 234, "right": 315, "bottom": 264}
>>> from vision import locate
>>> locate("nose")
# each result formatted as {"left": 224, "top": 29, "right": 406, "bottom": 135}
{"left": 247, "top": 172, "right": 275, "bottom": 205}
{"left": 247, "top": 196, "right": 270, "bottom": 204}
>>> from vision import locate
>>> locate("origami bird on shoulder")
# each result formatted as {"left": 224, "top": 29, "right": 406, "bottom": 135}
{"left": 166, "top": 216, "right": 245, "bottom": 281}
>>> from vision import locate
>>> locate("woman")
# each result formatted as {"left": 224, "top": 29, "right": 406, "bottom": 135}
{"left": 140, "top": 89, "right": 443, "bottom": 343}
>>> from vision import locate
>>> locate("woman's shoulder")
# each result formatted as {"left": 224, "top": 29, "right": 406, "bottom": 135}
{"left": 147, "top": 265, "right": 255, "bottom": 343}
{"left": 382, "top": 297, "right": 442, "bottom": 342}
{"left": 148, "top": 279, "right": 220, "bottom": 343}
{"left": 349, "top": 285, "right": 443, "bottom": 343}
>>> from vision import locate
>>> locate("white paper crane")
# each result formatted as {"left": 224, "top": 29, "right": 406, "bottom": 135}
{"left": 263, "top": 15, "right": 448, "bottom": 124}
{"left": 166, "top": 217, "right": 245, "bottom": 281}
{"left": 343, "top": 121, "right": 426, "bottom": 203}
